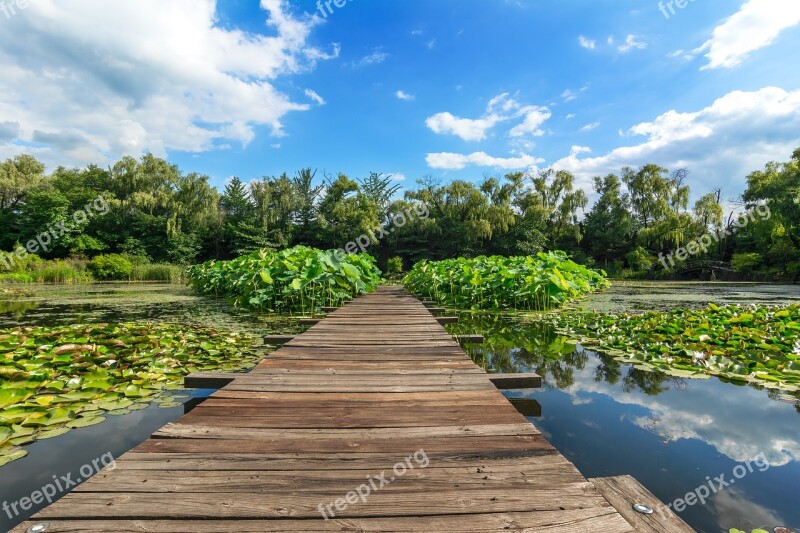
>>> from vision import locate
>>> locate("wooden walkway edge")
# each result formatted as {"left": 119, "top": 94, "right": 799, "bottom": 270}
{"left": 15, "top": 286, "right": 690, "bottom": 532}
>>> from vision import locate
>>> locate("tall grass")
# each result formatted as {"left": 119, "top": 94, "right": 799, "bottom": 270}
{"left": 32, "top": 260, "right": 93, "bottom": 284}
{"left": 130, "top": 264, "right": 186, "bottom": 283}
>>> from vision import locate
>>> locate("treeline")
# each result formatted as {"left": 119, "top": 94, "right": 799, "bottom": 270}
{"left": 0, "top": 149, "right": 798, "bottom": 279}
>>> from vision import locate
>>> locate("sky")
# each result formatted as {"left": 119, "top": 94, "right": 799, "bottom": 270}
{"left": 1, "top": 0, "right": 799, "bottom": 203}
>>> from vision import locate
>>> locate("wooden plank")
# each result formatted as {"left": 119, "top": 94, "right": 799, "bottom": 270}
{"left": 436, "top": 317, "right": 459, "bottom": 325}
{"left": 489, "top": 373, "right": 543, "bottom": 389}
{"left": 262, "top": 335, "right": 295, "bottom": 345}
{"left": 14, "top": 508, "right": 635, "bottom": 532}
{"left": 455, "top": 334, "right": 484, "bottom": 344}
{"left": 184, "top": 372, "right": 238, "bottom": 389}
{"left": 590, "top": 476, "right": 694, "bottom": 533}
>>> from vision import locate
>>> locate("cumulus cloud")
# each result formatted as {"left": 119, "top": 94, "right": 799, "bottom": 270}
{"left": 426, "top": 93, "right": 551, "bottom": 142}
{"left": 691, "top": 0, "right": 800, "bottom": 69}
{"left": 426, "top": 151, "right": 544, "bottom": 170}
{"left": 552, "top": 87, "right": 800, "bottom": 194}
{"left": 0, "top": 0, "right": 336, "bottom": 167}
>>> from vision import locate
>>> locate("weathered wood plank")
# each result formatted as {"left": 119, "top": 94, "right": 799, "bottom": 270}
{"left": 14, "top": 508, "right": 635, "bottom": 532}
{"left": 489, "top": 373, "right": 543, "bottom": 390}
{"left": 589, "top": 476, "right": 694, "bottom": 532}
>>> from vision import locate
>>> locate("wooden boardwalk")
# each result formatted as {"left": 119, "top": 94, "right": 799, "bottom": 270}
{"left": 16, "top": 286, "right": 689, "bottom": 532}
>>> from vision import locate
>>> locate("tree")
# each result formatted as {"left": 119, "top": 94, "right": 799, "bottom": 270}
{"left": 582, "top": 174, "right": 633, "bottom": 265}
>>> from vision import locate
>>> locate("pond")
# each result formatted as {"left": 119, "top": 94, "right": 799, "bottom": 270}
{"left": 0, "top": 283, "right": 302, "bottom": 532}
{"left": 448, "top": 281, "right": 800, "bottom": 533}
{"left": 1, "top": 281, "right": 799, "bottom": 532}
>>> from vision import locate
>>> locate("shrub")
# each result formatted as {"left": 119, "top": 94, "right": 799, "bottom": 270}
{"left": 89, "top": 254, "right": 134, "bottom": 280}
{"left": 385, "top": 257, "right": 404, "bottom": 275}
{"left": 187, "top": 246, "right": 382, "bottom": 314}
{"left": 403, "top": 252, "right": 609, "bottom": 311}
{"left": 731, "top": 253, "right": 763, "bottom": 273}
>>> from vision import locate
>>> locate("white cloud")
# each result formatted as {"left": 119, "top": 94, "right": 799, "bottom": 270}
{"left": 691, "top": 0, "right": 800, "bottom": 69}
{"left": 509, "top": 106, "right": 552, "bottom": 137}
{"left": 566, "top": 113, "right": 576, "bottom": 119}
{"left": 0, "top": 0, "right": 336, "bottom": 167}
{"left": 426, "top": 112, "right": 504, "bottom": 142}
{"left": 562, "top": 89, "right": 577, "bottom": 102}
{"left": 580, "top": 121, "right": 601, "bottom": 132}
{"left": 426, "top": 93, "right": 551, "bottom": 142}
{"left": 552, "top": 87, "right": 800, "bottom": 195}
{"left": 388, "top": 172, "right": 407, "bottom": 181}
{"left": 304, "top": 89, "right": 325, "bottom": 105}
{"left": 427, "top": 39, "right": 437, "bottom": 50}
{"left": 396, "top": 90, "right": 415, "bottom": 101}
{"left": 352, "top": 49, "right": 389, "bottom": 68}
{"left": 426, "top": 151, "right": 544, "bottom": 170}
{"left": 578, "top": 35, "right": 596, "bottom": 50}
{"left": 617, "top": 34, "right": 647, "bottom": 53}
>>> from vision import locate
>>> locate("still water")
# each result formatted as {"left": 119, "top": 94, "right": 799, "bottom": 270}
{"left": 450, "top": 282, "right": 800, "bottom": 533}
{"left": 1, "top": 282, "right": 799, "bottom": 532}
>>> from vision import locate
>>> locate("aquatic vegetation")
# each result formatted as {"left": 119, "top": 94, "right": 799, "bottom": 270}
{"left": 555, "top": 304, "right": 800, "bottom": 392}
{"left": 404, "top": 252, "right": 609, "bottom": 310}
{"left": 187, "top": 246, "right": 383, "bottom": 314}
{"left": 0, "top": 323, "right": 260, "bottom": 466}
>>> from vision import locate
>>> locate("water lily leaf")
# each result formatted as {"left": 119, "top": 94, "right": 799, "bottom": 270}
{"left": 0, "top": 426, "right": 12, "bottom": 445}
{"left": 67, "top": 416, "right": 106, "bottom": 428}
{"left": 0, "top": 447, "right": 28, "bottom": 467}
{"left": 105, "top": 409, "right": 131, "bottom": 416}
{"left": 38, "top": 427, "right": 71, "bottom": 439}
{"left": 0, "top": 389, "right": 34, "bottom": 410}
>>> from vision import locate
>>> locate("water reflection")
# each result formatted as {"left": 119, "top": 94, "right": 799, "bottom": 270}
{"left": 450, "top": 312, "right": 800, "bottom": 533}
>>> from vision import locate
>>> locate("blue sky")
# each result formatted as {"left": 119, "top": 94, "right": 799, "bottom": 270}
{"left": 1, "top": 0, "right": 799, "bottom": 202}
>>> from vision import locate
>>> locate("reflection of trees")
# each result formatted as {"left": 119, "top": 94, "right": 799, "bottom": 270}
{"left": 622, "top": 368, "right": 671, "bottom": 396}
{"left": 451, "top": 313, "right": 587, "bottom": 388}
{"left": 595, "top": 354, "right": 622, "bottom": 385}
{"left": 452, "top": 313, "right": 675, "bottom": 394}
